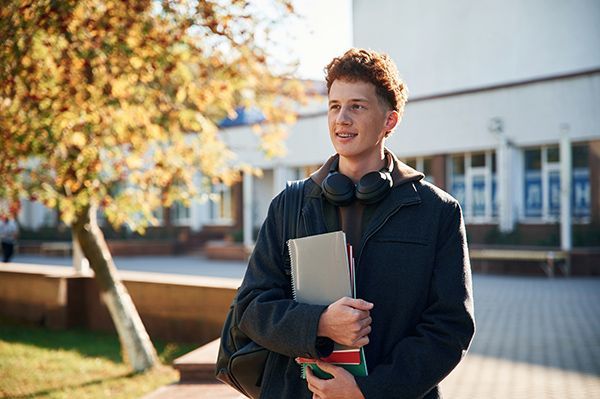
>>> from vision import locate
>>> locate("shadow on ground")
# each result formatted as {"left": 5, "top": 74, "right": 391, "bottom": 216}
{"left": 0, "top": 317, "right": 194, "bottom": 365}
{"left": 5, "top": 372, "right": 137, "bottom": 399}
{"left": 468, "top": 275, "right": 600, "bottom": 376}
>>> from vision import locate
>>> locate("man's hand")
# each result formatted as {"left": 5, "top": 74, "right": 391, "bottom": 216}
{"left": 317, "top": 297, "right": 373, "bottom": 347}
{"left": 306, "top": 361, "right": 365, "bottom": 399}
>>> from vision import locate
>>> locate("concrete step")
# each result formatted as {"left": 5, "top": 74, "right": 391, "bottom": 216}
{"left": 141, "top": 383, "right": 243, "bottom": 399}
{"left": 142, "top": 339, "right": 244, "bottom": 399}
{"left": 142, "top": 339, "right": 245, "bottom": 399}
{"left": 173, "top": 338, "right": 221, "bottom": 383}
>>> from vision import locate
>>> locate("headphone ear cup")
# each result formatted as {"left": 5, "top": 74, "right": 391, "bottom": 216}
{"left": 322, "top": 172, "right": 356, "bottom": 206}
{"left": 356, "top": 171, "right": 393, "bottom": 205}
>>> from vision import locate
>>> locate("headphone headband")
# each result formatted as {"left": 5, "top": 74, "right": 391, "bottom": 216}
{"left": 329, "top": 153, "right": 394, "bottom": 175}
{"left": 321, "top": 153, "right": 394, "bottom": 206}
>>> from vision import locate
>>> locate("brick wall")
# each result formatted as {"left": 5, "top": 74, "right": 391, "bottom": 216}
{"left": 0, "top": 264, "right": 237, "bottom": 345}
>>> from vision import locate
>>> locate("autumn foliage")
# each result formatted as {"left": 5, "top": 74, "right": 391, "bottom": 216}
{"left": 0, "top": 0, "right": 305, "bottom": 230}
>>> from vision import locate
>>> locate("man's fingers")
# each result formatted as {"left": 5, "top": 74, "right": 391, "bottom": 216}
{"left": 361, "top": 323, "right": 372, "bottom": 334}
{"left": 350, "top": 298, "right": 374, "bottom": 310}
{"left": 349, "top": 317, "right": 371, "bottom": 336}
{"left": 359, "top": 316, "right": 372, "bottom": 329}
{"left": 305, "top": 366, "right": 317, "bottom": 389}
{"left": 338, "top": 297, "right": 374, "bottom": 311}
{"left": 306, "top": 364, "right": 315, "bottom": 380}
{"left": 306, "top": 366, "right": 322, "bottom": 386}
{"left": 351, "top": 308, "right": 370, "bottom": 320}
{"left": 306, "top": 365, "right": 325, "bottom": 397}
{"left": 315, "top": 360, "right": 339, "bottom": 377}
{"left": 352, "top": 334, "right": 370, "bottom": 348}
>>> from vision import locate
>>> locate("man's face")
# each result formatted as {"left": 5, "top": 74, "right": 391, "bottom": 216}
{"left": 328, "top": 79, "right": 394, "bottom": 162}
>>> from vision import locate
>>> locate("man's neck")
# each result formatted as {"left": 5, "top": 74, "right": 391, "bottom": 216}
{"left": 338, "top": 151, "right": 386, "bottom": 183}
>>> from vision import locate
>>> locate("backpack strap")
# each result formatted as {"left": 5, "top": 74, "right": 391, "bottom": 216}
{"left": 281, "top": 179, "right": 305, "bottom": 267}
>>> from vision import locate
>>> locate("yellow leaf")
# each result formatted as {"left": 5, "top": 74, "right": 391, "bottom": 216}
{"left": 126, "top": 154, "right": 144, "bottom": 169}
{"left": 251, "top": 124, "right": 262, "bottom": 134}
{"left": 130, "top": 56, "right": 144, "bottom": 69}
{"left": 70, "top": 132, "right": 87, "bottom": 148}
{"left": 176, "top": 87, "right": 186, "bottom": 103}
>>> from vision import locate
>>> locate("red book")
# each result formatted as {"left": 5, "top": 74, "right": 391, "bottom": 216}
{"left": 295, "top": 349, "right": 361, "bottom": 365}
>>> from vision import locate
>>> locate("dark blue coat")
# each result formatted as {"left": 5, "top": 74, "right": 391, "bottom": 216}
{"left": 237, "top": 165, "right": 475, "bottom": 398}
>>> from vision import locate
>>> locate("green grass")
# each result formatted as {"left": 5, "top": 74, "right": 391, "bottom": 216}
{"left": 0, "top": 318, "right": 196, "bottom": 399}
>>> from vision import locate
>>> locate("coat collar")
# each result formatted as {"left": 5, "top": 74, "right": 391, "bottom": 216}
{"left": 301, "top": 148, "right": 424, "bottom": 238}
{"left": 309, "top": 148, "right": 425, "bottom": 188}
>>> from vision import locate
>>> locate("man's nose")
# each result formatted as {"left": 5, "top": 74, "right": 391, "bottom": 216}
{"left": 336, "top": 107, "right": 352, "bottom": 125}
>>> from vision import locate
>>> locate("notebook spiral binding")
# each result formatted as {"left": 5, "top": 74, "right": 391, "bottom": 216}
{"left": 287, "top": 239, "right": 298, "bottom": 301}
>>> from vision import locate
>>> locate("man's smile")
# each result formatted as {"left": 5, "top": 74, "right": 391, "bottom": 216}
{"left": 335, "top": 131, "right": 358, "bottom": 138}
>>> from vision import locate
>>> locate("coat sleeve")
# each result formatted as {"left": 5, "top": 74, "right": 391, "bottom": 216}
{"left": 356, "top": 200, "right": 476, "bottom": 399}
{"left": 236, "top": 193, "right": 334, "bottom": 359}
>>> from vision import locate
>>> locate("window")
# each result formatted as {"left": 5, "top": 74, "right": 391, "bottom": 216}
{"left": 403, "top": 156, "right": 435, "bottom": 184}
{"left": 572, "top": 144, "right": 590, "bottom": 219}
{"left": 523, "top": 144, "right": 590, "bottom": 221}
{"left": 450, "top": 155, "right": 466, "bottom": 208}
{"left": 171, "top": 201, "right": 191, "bottom": 225}
{"left": 524, "top": 148, "right": 543, "bottom": 218}
{"left": 524, "top": 145, "right": 561, "bottom": 219}
{"left": 449, "top": 151, "right": 497, "bottom": 222}
{"left": 209, "top": 182, "right": 233, "bottom": 224}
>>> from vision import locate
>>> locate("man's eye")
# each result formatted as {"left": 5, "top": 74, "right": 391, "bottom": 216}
{"left": 352, "top": 104, "right": 364, "bottom": 110}
{"left": 329, "top": 104, "right": 340, "bottom": 110}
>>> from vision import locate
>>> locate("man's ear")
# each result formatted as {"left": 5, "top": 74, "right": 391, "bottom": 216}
{"left": 384, "top": 110, "right": 399, "bottom": 135}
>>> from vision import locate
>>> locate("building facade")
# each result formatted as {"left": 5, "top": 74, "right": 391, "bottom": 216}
{"left": 18, "top": 0, "right": 600, "bottom": 253}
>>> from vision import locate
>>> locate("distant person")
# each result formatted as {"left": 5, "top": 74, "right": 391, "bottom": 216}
{"left": 234, "top": 48, "right": 475, "bottom": 398}
{"left": 1, "top": 215, "right": 18, "bottom": 262}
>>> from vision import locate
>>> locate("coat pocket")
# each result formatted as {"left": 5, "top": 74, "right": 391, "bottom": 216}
{"left": 373, "top": 235, "right": 429, "bottom": 246}
{"left": 365, "top": 235, "right": 433, "bottom": 286}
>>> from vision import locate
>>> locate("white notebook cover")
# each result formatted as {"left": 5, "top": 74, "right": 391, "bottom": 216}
{"left": 287, "top": 231, "right": 351, "bottom": 305}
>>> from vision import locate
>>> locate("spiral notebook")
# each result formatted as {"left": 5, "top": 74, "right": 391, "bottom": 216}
{"left": 287, "top": 231, "right": 368, "bottom": 379}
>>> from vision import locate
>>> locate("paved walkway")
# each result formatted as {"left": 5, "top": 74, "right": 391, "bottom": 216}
{"left": 440, "top": 275, "right": 600, "bottom": 398}
{"left": 147, "top": 274, "right": 600, "bottom": 399}
{"left": 11, "top": 253, "right": 247, "bottom": 279}
{"left": 9, "top": 255, "right": 600, "bottom": 397}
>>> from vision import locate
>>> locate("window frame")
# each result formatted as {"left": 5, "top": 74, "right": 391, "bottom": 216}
{"left": 448, "top": 150, "right": 497, "bottom": 224}
{"left": 207, "top": 181, "right": 234, "bottom": 226}
{"left": 521, "top": 144, "right": 591, "bottom": 224}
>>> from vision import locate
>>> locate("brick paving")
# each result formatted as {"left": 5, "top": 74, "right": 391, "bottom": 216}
{"left": 440, "top": 275, "right": 600, "bottom": 398}
{"left": 143, "top": 274, "right": 600, "bottom": 398}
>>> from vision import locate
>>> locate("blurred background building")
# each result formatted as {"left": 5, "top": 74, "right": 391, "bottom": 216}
{"left": 17, "top": 0, "right": 600, "bottom": 266}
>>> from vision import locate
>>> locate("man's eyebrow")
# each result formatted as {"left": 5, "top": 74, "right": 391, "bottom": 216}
{"left": 328, "top": 98, "right": 370, "bottom": 103}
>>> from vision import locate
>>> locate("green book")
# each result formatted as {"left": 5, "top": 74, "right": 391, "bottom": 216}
{"left": 301, "top": 349, "right": 368, "bottom": 379}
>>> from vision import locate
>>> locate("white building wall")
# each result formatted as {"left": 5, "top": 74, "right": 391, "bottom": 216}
{"left": 387, "top": 73, "right": 600, "bottom": 158}
{"left": 20, "top": 1, "right": 600, "bottom": 233}
{"left": 353, "top": 0, "right": 600, "bottom": 97}
{"left": 18, "top": 200, "right": 54, "bottom": 230}
{"left": 222, "top": 112, "right": 331, "bottom": 168}
{"left": 253, "top": 169, "right": 274, "bottom": 229}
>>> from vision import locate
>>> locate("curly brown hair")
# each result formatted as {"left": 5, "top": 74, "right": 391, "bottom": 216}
{"left": 325, "top": 48, "right": 408, "bottom": 116}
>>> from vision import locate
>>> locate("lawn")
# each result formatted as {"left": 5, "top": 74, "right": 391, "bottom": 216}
{"left": 0, "top": 318, "right": 196, "bottom": 399}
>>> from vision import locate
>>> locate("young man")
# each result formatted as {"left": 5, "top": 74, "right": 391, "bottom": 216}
{"left": 236, "top": 48, "right": 475, "bottom": 398}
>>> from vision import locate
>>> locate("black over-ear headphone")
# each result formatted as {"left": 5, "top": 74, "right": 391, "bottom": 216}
{"left": 321, "top": 154, "right": 394, "bottom": 206}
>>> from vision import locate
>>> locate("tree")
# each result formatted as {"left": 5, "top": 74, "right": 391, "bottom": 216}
{"left": 0, "top": 0, "right": 305, "bottom": 371}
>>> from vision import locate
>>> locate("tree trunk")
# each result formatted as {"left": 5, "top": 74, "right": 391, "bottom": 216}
{"left": 72, "top": 204, "right": 158, "bottom": 372}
